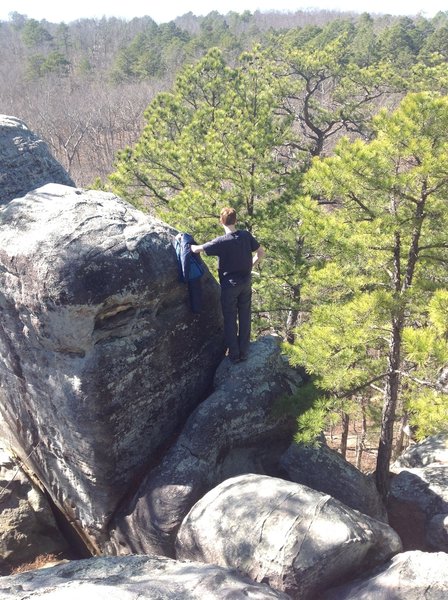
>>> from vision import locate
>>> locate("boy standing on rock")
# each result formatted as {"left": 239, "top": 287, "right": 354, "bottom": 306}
{"left": 191, "top": 207, "right": 264, "bottom": 363}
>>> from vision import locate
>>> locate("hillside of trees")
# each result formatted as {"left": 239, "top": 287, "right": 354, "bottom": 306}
{"left": 1, "top": 9, "right": 446, "bottom": 185}
{"left": 1, "top": 8, "right": 447, "bottom": 495}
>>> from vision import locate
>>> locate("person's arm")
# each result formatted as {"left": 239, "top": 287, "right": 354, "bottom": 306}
{"left": 191, "top": 244, "right": 205, "bottom": 254}
{"left": 252, "top": 245, "right": 265, "bottom": 267}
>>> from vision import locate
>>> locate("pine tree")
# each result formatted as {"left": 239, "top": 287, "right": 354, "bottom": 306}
{"left": 286, "top": 92, "right": 448, "bottom": 496}
{"left": 109, "top": 47, "right": 299, "bottom": 330}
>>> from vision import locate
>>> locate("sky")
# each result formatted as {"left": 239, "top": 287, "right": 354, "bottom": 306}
{"left": 0, "top": 0, "right": 445, "bottom": 24}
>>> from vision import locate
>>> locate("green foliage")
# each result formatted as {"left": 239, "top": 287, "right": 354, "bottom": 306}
{"left": 271, "top": 29, "right": 402, "bottom": 158}
{"left": 421, "top": 24, "right": 448, "bottom": 61}
{"left": 55, "top": 23, "right": 71, "bottom": 54}
{"left": 378, "top": 16, "right": 425, "bottom": 68}
{"left": 307, "top": 19, "right": 355, "bottom": 49}
{"left": 408, "top": 390, "right": 448, "bottom": 439}
{"left": 286, "top": 293, "right": 387, "bottom": 389}
{"left": 25, "top": 50, "right": 70, "bottom": 78}
{"left": 21, "top": 19, "right": 52, "bottom": 47}
{"left": 109, "top": 17, "right": 436, "bottom": 340}
{"left": 107, "top": 18, "right": 448, "bottom": 471}
{"left": 109, "top": 47, "right": 292, "bottom": 232}
{"left": 400, "top": 289, "right": 448, "bottom": 437}
{"left": 273, "top": 378, "right": 327, "bottom": 445}
{"left": 41, "top": 50, "right": 70, "bottom": 75}
{"left": 287, "top": 92, "right": 448, "bottom": 477}
{"left": 428, "top": 290, "right": 448, "bottom": 335}
{"left": 295, "top": 397, "right": 333, "bottom": 445}
{"left": 25, "top": 54, "right": 46, "bottom": 79}
{"left": 113, "top": 21, "right": 192, "bottom": 82}
{"left": 77, "top": 57, "right": 93, "bottom": 77}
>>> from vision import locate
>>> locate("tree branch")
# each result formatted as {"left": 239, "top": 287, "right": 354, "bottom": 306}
{"left": 335, "top": 372, "right": 390, "bottom": 400}
{"left": 398, "top": 371, "right": 445, "bottom": 391}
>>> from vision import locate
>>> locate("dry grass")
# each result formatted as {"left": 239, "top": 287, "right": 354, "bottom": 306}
{"left": 11, "top": 553, "right": 68, "bottom": 575}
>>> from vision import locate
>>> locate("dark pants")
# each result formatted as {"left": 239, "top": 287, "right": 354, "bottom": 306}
{"left": 220, "top": 279, "right": 252, "bottom": 361}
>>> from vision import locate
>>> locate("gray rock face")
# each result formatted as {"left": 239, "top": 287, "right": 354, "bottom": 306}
{"left": 0, "top": 115, "right": 74, "bottom": 205}
{"left": 280, "top": 442, "right": 387, "bottom": 522}
{"left": 393, "top": 432, "right": 448, "bottom": 469}
{"left": 323, "top": 551, "right": 448, "bottom": 600}
{"left": 390, "top": 466, "right": 448, "bottom": 516}
{"left": 388, "top": 464, "right": 448, "bottom": 550}
{"left": 0, "top": 184, "right": 224, "bottom": 552}
{"left": 427, "top": 514, "right": 448, "bottom": 551}
{"left": 176, "top": 473, "right": 402, "bottom": 600}
{"left": 0, "top": 443, "right": 68, "bottom": 572}
{"left": 0, "top": 555, "right": 291, "bottom": 599}
{"left": 109, "top": 336, "right": 301, "bottom": 557}
{"left": 389, "top": 435, "right": 448, "bottom": 550}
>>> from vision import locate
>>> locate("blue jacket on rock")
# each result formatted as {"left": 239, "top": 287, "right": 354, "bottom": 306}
{"left": 174, "top": 232, "right": 205, "bottom": 313}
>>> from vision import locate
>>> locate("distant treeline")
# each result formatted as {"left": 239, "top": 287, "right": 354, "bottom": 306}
{"left": 1, "top": 9, "right": 447, "bottom": 184}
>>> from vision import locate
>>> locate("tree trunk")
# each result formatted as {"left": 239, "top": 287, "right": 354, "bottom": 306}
{"left": 355, "top": 398, "right": 367, "bottom": 470}
{"left": 340, "top": 412, "right": 350, "bottom": 459}
{"left": 376, "top": 226, "right": 404, "bottom": 498}
{"left": 285, "top": 306, "right": 299, "bottom": 343}
{"left": 376, "top": 315, "right": 403, "bottom": 497}
{"left": 285, "top": 237, "right": 303, "bottom": 343}
{"left": 393, "top": 411, "right": 409, "bottom": 460}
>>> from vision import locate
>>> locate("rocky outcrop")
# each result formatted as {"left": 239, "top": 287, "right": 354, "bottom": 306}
{"left": 0, "top": 555, "right": 291, "bottom": 599}
{"left": 388, "top": 434, "right": 448, "bottom": 551}
{"left": 388, "top": 465, "right": 448, "bottom": 550}
{"left": 391, "top": 466, "right": 448, "bottom": 516}
{"left": 393, "top": 432, "right": 448, "bottom": 469}
{"left": 427, "top": 513, "right": 448, "bottom": 551}
{"left": 176, "top": 473, "right": 402, "bottom": 600}
{"left": 109, "top": 336, "right": 301, "bottom": 556}
{"left": 0, "top": 442, "right": 68, "bottom": 573}
{"left": 0, "top": 183, "right": 224, "bottom": 553}
{"left": 323, "top": 550, "right": 448, "bottom": 599}
{"left": 280, "top": 441, "right": 387, "bottom": 522}
{"left": 0, "top": 116, "right": 74, "bottom": 205}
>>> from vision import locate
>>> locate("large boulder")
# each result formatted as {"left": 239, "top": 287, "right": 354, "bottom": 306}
{"left": 279, "top": 442, "right": 387, "bottom": 522}
{"left": 176, "top": 473, "right": 402, "bottom": 600}
{"left": 0, "top": 555, "right": 291, "bottom": 599}
{"left": 0, "top": 184, "right": 224, "bottom": 553}
{"left": 323, "top": 550, "right": 448, "bottom": 599}
{"left": 0, "top": 442, "right": 68, "bottom": 573}
{"left": 0, "top": 115, "right": 74, "bottom": 205}
{"left": 109, "top": 336, "right": 301, "bottom": 557}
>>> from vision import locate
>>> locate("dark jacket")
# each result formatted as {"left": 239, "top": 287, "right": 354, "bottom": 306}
{"left": 174, "top": 232, "right": 204, "bottom": 313}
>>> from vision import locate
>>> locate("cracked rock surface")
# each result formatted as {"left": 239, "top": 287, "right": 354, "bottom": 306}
{"left": 176, "top": 473, "right": 402, "bottom": 599}
{"left": 323, "top": 550, "right": 448, "bottom": 599}
{"left": 279, "top": 442, "right": 387, "bottom": 522}
{"left": 0, "top": 115, "right": 74, "bottom": 205}
{"left": 109, "top": 335, "right": 301, "bottom": 557}
{"left": 0, "top": 184, "right": 224, "bottom": 552}
{"left": 0, "top": 555, "right": 292, "bottom": 599}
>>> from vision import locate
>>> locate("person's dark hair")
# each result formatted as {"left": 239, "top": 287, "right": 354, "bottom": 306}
{"left": 220, "top": 207, "right": 237, "bottom": 225}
